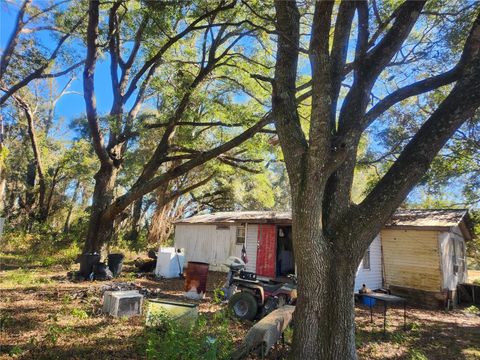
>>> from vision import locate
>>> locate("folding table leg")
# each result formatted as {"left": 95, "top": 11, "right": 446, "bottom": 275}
{"left": 383, "top": 302, "right": 387, "bottom": 336}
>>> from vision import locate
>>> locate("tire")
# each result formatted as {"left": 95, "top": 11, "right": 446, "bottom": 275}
{"left": 229, "top": 291, "right": 258, "bottom": 321}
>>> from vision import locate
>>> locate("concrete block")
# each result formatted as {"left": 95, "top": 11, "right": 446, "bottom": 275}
{"left": 102, "top": 290, "right": 144, "bottom": 317}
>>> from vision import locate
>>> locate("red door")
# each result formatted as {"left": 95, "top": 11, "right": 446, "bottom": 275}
{"left": 256, "top": 224, "right": 276, "bottom": 278}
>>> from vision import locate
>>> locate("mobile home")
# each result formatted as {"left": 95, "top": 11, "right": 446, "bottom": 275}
{"left": 174, "top": 211, "right": 383, "bottom": 291}
{"left": 173, "top": 209, "right": 473, "bottom": 307}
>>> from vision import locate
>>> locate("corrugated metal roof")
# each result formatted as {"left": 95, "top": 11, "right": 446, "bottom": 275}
{"left": 385, "top": 208, "right": 474, "bottom": 240}
{"left": 176, "top": 209, "right": 472, "bottom": 236}
{"left": 175, "top": 211, "right": 292, "bottom": 224}
{"left": 385, "top": 209, "right": 468, "bottom": 228}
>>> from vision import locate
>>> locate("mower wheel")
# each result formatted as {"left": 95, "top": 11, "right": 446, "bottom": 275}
{"left": 229, "top": 291, "right": 258, "bottom": 321}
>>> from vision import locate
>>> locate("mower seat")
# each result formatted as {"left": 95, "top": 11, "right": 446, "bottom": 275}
{"left": 263, "top": 283, "right": 284, "bottom": 293}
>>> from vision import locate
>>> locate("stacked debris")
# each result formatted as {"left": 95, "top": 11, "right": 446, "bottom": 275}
{"left": 100, "top": 282, "right": 163, "bottom": 298}
{"left": 68, "top": 252, "right": 125, "bottom": 281}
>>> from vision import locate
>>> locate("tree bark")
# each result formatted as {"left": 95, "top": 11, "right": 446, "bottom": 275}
{"left": 0, "top": 0, "right": 31, "bottom": 82}
{"left": 63, "top": 180, "right": 80, "bottom": 233}
{"left": 125, "top": 196, "right": 143, "bottom": 246}
{"left": 24, "top": 160, "right": 36, "bottom": 219}
{"left": 83, "top": 164, "right": 118, "bottom": 253}
{"left": 15, "top": 97, "right": 48, "bottom": 222}
{"left": 271, "top": 2, "right": 480, "bottom": 359}
{"left": 290, "top": 191, "right": 359, "bottom": 358}
{"left": 80, "top": 0, "right": 270, "bottom": 252}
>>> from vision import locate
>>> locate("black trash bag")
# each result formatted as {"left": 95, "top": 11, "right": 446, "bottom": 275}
{"left": 107, "top": 253, "right": 125, "bottom": 277}
{"left": 78, "top": 253, "right": 101, "bottom": 278}
{"left": 92, "top": 262, "right": 113, "bottom": 281}
{"left": 136, "top": 259, "right": 156, "bottom": 273}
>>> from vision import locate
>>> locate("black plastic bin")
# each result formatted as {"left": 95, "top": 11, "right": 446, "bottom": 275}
{"left": 79, "top": 253, "right": 101, "bottom": 278}
{"left": 108, "top": 253, "right": 125, "bottom": 277}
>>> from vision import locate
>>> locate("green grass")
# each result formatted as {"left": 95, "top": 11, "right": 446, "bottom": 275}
{"left": 0, "top": 268, "right": 52, "bottom": 287}
{"left": 408, "top": 348, "right": 428, "bottom": 360}
{"left": 1, "top": 250, "right": 79, "bottom": 270}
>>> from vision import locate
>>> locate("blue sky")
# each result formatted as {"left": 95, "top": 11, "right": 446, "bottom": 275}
{"left": 1, "top": 1, "right": 114, "bottom": 123}
{"left": 1, "top": 0, "right": 476, "bottom": 208}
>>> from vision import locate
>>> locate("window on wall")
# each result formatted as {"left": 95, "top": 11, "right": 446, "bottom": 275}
{"left": 236, "top": 224, "right": 246, "bottom": 244}
{"left": 459, "top": 241, "right": 465, "bottom": 273}
{"left": 362, "top": 247, "right": 371, "bottom": 270}
{"left": 452, "top": 239, "right": 458, "bottom": 274}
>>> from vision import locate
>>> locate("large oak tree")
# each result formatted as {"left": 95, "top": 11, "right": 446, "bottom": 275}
{"left": 81, "top": 0, "right": 273, "bottom": 252}
{"left": 271, "top": 1, "right": 480, "bottom": 358}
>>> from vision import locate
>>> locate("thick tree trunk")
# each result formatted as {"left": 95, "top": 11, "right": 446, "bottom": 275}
{"left": 293, "top": 259, "right": 357, "bottom": 359}
{"left": 290, "top": 194, "right": 359, "bottom": 359}
{"left": 125, "top": 196, "right": 143, "bottom": 246}
{"left": 83, "top": 165, "right": 118, "bottom": 253}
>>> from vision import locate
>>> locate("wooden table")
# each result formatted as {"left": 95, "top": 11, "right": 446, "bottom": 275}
{"left": 362, "top": 293, "right": 407, "bottom": 335}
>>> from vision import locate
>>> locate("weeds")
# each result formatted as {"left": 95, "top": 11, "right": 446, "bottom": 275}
{"left": 144, "top": 310, "right": 233, "bottom": 360}
{"left": 0, "top": 313, "right": 13, "bottom": 330}
{"left": 43, "top": 313, "right": 72, "bottom": 346}
{"left": 408, "top": 348, "right": 428, "bottom": 360}
{"left": 8, "top": 345, "right": 23, "bottom": 356}
{"left": 464, "top": 305, "right": 479, "bottom": 314}
{"left": 0, "top": 268, "right": 51, "bottom": 287}
{"left": 44, "top": 323, "right": 63, "bottom": 346}
{"left": 212, "top": 287, "right": 225, "bottom": 304}
{"left": 71, "top": 308, "right": 89, "bottom": 320}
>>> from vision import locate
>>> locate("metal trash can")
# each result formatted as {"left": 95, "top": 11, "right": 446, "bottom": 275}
{"left": 184, "top": 261, "right": 209, "bottom": 299}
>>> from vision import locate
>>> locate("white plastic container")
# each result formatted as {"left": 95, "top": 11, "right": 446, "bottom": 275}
{"left": 155, "top": 247, "right": 185, "bottom": 278}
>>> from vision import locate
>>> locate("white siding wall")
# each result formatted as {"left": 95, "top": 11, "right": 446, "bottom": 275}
{"left": 174, "top": 224, "right": 238, "bottom": 271}
{"left": 354, "top": 235, "right": 383, "bottom": 291}
{"left": 175, "top": 222, "right": 383, "bottom": 288}
{"left": 439, "top": 227, "right": 468, "bottom": 290}
{"left": 245, "top": 224, "right": 258, "bottom": 273}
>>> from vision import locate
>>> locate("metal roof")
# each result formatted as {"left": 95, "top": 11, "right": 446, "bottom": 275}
{"left": 175, "top": 211, "right": 292, "bottom": 224}
{"left": 385, "top": 209, "right": 468, "bottom": 228}
{"left": 384, "top": 209, "right": 473, "bottom": 240}
{"left": 176, "top": 208, "right": 473, "bottom": 239}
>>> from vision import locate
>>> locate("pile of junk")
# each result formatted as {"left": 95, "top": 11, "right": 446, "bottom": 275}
{"left": 70, "top": 247, "right": 186, "bottom": 282}
{"left": 69, "top": 252, "right": 125, "bottom": 281}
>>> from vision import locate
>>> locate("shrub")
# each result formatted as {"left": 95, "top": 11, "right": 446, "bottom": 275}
{"left": 145, "top": 310, "right": 233, "bottom": 360}
{"left": 213, "top": 287, "right": 225, "bottom": 304}
{"left": 464, "top": 305, "right": 479, "bottom": 314}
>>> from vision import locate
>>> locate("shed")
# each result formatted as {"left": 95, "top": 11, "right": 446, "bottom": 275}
{"left": 382, "top": 209, "right": 473, "bottom": 307}
{"left": 174, "top": 211, "right": 383, "bottom": 290}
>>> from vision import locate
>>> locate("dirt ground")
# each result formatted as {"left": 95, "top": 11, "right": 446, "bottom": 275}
{"left": 1, "top": 259, "right": 479, "bottom": 360}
